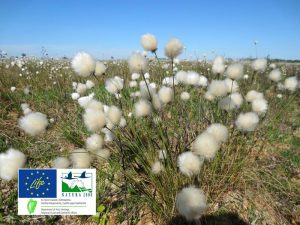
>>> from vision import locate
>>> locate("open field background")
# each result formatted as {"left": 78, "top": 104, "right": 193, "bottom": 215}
{"left": 0, "top": 57, "right": 299, "bottom": 225}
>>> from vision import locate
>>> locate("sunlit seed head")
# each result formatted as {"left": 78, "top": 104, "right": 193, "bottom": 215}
{"left": 212, "top": 56, "right": 225, "bottom": 74}
{"left": 107, "top": 105, "right": 122, "bottom": 125}
{"left": 76, "top": 83, "right": 87, "bottom": 95}
{"left": 128, "top": 52, "right": 148, "bottom": 72}
{"left": 158, "top": 86, "right": 173, "bottom": 104}
{"left": 268, "top": 69, "right": 281, "bottom": 82}
{"left": 245, "top": 90, "right": 264, "bottom": 102}
{"left": 177, "top": 152, "right": 203, "bottom": 177}
{"left": 284, "top": 76, "right": 298, "bottom": 92}
{"left": 176, "top": 186, "right": 207, "bottom": 221}
{"left": 83, "top": 108, "right": 106, "bottom": 132}
{"left": 207, "top": 80, "right": 228, "bottom": 97}
{"left": 141, "top": 33, "right": 158, "bottom": 52}
{"left": 134, "top": 99, "right": 152, "bottom": 117}
{"left": 191, "top": 132, "right": 220, "bottom": 160}
{"left": 151, "top": 161, "right": 164, "bottom": 175}
{"left": 86, "top": 134, "right": 104, "bottom": 152}
{"left": 52, "top": 157, "right": 70, "bottom": 169}
{"left": 252, "top": 98, "right": 268, "bottom": 115}
{"left": 180, "top": 91, "right": 190, "bottom": 101}
{"left": 71, "top": 52, "right": 96, "bottom": 77}
{"left": 235, "top": 112, "right": 259, "bottom": 132}
{"left": 19, "top": 112, "right": 48, "bottom": 136}
{"left": 94, "top": 61, "right": 107, "bottom": 76}
{"left": 205, "top": 123, "right": 229, "bottom": 143}
{"left": 71, "top": 148, "right": 91, "bottom": 168}
{"left": 0, "top": 148, "right": 26, "bottom": 181}
{"left": 252, "top": 58, "right": 267, "bottom": 72}
{"left": 164, "top": 38, "right": 183, "bottom": 59}
{"left": 225, "top": 63, "right": 243, "bottom": 80}
{"left": 85, "top": 80, "right": 95, "bottom": 89}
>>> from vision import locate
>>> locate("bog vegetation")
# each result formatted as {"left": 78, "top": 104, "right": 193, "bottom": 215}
{"left": 0, "top": 34, "right": 299, "bottom": 225}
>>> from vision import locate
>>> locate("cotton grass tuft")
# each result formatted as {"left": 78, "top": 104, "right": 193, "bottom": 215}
{"left": 177, "top": 152, "right": 203, "bottom": 177}
{"left": 141, "top": 33, "right": 158, "bottom": 52}
{"left": 0, "top": 148, "right": 26, "bottom": 181}
{"left": 176, "top": 186, "right": 207, "bottom": 221}
{"left": 19, "top": 112, "right": 48, "bottom": 136}
{"left": 235, "top": 112, "right": 259, "bottom": 132}
{"left": 71, "top": 52, "right": 96, "bottom": 77}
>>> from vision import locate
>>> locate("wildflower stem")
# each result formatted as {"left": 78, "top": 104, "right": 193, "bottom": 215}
{"left": 171, "top": 58, "right": 175, "bottom": 97}
{"left": 153, "top": 51, "right": 162, "bottom": 69}
{"left": 141, "top": 70, "right": 152, "bottom": 102}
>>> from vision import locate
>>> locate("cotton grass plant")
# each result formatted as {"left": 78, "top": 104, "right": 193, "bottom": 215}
{"left": 0, "top": 34, "right": 299, "bottom": 225}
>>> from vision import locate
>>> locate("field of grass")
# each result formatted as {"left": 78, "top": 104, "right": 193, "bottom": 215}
{"left": 0, "top": 56, "right": 299, "bottom": 225}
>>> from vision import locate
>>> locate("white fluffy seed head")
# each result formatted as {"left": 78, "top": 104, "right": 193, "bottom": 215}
{"left": 139, "top": 81, "right": 156, "bottom": 99}
{"left": 176, "top": 186, "right": 207, "bottom": 221}
{"left": 21, "top": 103, "right": 29, "bottom": 111}
{"left": 119, "top": 117, "right": 127, "bottom": 127}
{"left": 131, "top": 73, "right": 140, "bottom": 80}
{"left": 284, "top": 76, "right": 298, "bottom": 92}
{"left": 151, "top": 161, "right": 164, "bottom": 175}
{"left": 224, "top": 78, "right": 239, "bottom": 93}
{"left": 191, "top": 132, "right": 220, "bottom": 159}
{"left": 52, "top": 157, "right": 70, "bottom": 169}
{"left": 0, "top": 148, "right": 26, "bottom": 181}
{"left": 205, "top": 123, "right": 228, "bottom": 143}
{"left": 76, "top": 83, "right": 87, "bottom": 95}
{"left": 198, "top": 75, "right": 208, "bottom": 87}
{"left": 252, "top": 58, "right": 267, "bottom": 72}
{"left": 158, "top": 86, "right": 173, "bottom": 104}
{"left": 71, "top": 52, "right": 96, "bottom": 77}
{"left": 129, "top": 80, "right": 138, "bottom": 88}
{"left": 86, "top": 80, "right": 95, "bottom": 89}
{"left": 128, "top": 52, "right": 147, "bottom": 72}
{"left": 212, "top": 56, "right": 225, "bottom": 74}
{"left": 230, "top": 92, "right": 243, "bottom": 107}
{"left": 71, "top": 92, "right": 80, "bottom": 100}
{"left": 204, "top": 91, "right": 215, "bottom": 101}
{"left": 268, "top": 69, "right": 281, "bottom": 82}
{"left": 184, "top": 71, "right": 201, "bottom": 86}
{"left": 175, "top": 70, "right": 188, "bottom": 83}
{"left": 86, "top": 134, "right": 104, "bottom": 152}
{"left": 235, "top": 112, "right": 259, "bottom": 132}
{"left": 23, "top": 108, "right": 32, "bottom": 115}
{"left": 164, "top": 38, "right": 183, "bottom": 58}
{"left": 107, "top": 105, "right": 122, "bottom": 125}
{"left": 19, "top": 112, "right": 48, "bottom": 136}
{"left": 141, "top": 33, "right": 158, "bottom": 52}
{"left": 180, "top": 92, "right": 190, "bottom": 101}
{"left": 134, "top": 99, "right": 152, "bottom": 117}
{"left": 226, "top": 63, "right": 243, "bottom": 80}
{"left": 83, "top": 109, "right": 106, "bottom": 132}
{"left": 85, "top": 99, "right": 103, "bottom": 111}
{"left": 152, "top": 94, "right": 162, "bottom": 111}
{"left": 94, "top": 61, "right": 107, "bottom": 76}
{"left": 105, "top": 76, "right": 124, "bottom": 94}
{"left": 177, "top": 152, "right": 203, "bottom": 177}
{"left": 71, "top": 149, "right": 91, "bottom": 168}
{"left": 207, "top": 80, "right": 228, "bottom": 97}
{"left": 219, "top": 92, "right": 243, "bottom": 110}
{"left": 245, "top": 90, "right": 264, "bottom": 102}
{"left": 252, "top": 98, "right": 268, "bottom": 115}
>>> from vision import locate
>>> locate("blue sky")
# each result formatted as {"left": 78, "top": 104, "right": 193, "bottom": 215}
{"left": 0, "top": 0, "right": 300, "bottom": 59}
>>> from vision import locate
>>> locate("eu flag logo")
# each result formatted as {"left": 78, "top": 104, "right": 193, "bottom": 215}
{"left": 19, "top": 169, "right": 57, "bottom": 198}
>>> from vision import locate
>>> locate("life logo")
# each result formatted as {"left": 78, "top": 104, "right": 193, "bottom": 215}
{"left": 19, "top": 169, "right": 57, "bottom": 198}
{"left": 61, "top": 171, "right": 93, "bottom": 197}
